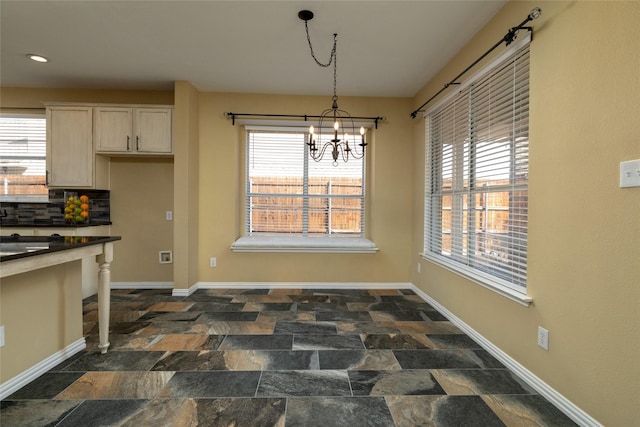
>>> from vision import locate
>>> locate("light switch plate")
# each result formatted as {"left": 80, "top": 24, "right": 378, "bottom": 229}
{"left": 0, "top": 325, "right": 5, "bottom": 348}
{"left": 620, "top": 159, "right": 640, "bottom": 188}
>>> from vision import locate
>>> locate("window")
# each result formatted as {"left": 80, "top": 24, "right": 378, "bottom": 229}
{"left": 245, "top": 128, "right": 365, "bottom": 237}
{"left": 424, "top": 40, "right": 530, "bottom": 296}
{"left": 0, "top": 115, "right": 47, "bottom": 201}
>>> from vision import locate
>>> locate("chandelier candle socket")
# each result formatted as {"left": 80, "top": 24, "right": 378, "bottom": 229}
{"left": 299, "top": 9, "right": 368, "bottom": 165}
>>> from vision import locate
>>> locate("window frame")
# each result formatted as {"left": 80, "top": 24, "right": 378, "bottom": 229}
{"left": 232, "top": 123, "right": 377, "bottom": 253}
{"left": 422, "top": 35, "right": 532, "bottom": 306}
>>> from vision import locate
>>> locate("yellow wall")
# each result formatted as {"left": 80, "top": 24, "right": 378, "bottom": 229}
{"left": 109, "top": 157, "right": 174, "bottom": 282}
{"left": 411, "top": 2, "right": 640, "bottom": 425}
{"left": 0, "top": 261, "right": 82, "bottom": 382}
{"left": 190, "top": 92, "right": 413, "bottom": 285}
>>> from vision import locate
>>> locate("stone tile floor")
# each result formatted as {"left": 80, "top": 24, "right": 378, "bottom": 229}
{"left": 1, "top": 288, "right": 579, "bottom": 426}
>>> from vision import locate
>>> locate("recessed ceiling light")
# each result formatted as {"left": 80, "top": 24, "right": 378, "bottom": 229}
{"left": 27, "top": 54, "right": 49, "bottom": 63}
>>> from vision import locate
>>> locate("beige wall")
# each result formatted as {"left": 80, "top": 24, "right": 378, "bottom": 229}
{"left": 190, "top": 92, "right": 413, "bottom": 284}
{"left": 0, "top": 261, "right": 82, "bottom": 382}
{"left": 411, "top": 2, "right": 640, "bottom": 425}
{"left": 109, "top": 157, "right": 174, "bottom": 282}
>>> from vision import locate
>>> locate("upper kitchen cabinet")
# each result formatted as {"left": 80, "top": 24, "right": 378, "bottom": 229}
{"left": 95, "top": 107, "right": 173, "bottom": 155}
{"left": 46, "top": 106, "right": 94, "bottom": 188}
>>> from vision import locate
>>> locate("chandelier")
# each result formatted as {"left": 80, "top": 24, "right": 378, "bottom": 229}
{"left": 298, "top": 10, "right": 367, "bottom": 165}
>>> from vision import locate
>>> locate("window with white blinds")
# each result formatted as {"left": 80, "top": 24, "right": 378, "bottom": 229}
{"left": 0, "top": 115, "right": 47, "bottom": 201}
{"left": 424, "top": 40, "right": 530, "bottom": 292}
{"left": 246, "top": 128, "right": 365, "bottom": 237}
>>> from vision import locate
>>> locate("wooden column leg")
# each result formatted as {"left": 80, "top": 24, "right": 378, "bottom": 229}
{"left": 96, "top": 242, "right": 114, "bottom": 354}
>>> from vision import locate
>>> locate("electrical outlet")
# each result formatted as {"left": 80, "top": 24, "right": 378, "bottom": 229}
{"left": 209, "top": 257, "right": 216, "bottom": 268}
{"left": 166, "top": 211, "right": 173, "bottom": 221}
{"left": 0, "top": 325, "right": 5, "bottom": 348}
{"left": 537, "top": 326, "right": 549, "bottom": 350}
{"left": 417, "top": 263, "right": 421, "bottom": 273}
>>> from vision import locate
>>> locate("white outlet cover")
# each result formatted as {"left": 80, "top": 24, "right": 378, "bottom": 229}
{"left": 620, "top": 159, "right": 640, "bottom": 188}
{"left": 538, "top": 326, "right": 549, "bottom": 350}
{"left": 0, "top": 325, "right": 5, "bottom": 347}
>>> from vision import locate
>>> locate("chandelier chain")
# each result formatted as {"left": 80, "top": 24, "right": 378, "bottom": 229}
{"left": 304, "top": 21, "right": 338, "bottom": 99}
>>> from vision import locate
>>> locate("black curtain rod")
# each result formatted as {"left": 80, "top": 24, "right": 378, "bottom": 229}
{"left": 410, "top": 7, "right": 541, "bottom": 119}
{"left": 225, "top": 112, "right": 385, "bottom": 129}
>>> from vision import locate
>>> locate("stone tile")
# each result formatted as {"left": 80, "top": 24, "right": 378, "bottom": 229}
{"left": 206, "top": 320, "right": 276, "bottom": 335}
{"left": 346, "top": 302, "right": 403, "bottom": 311}
{"left": 389, "top": 320, "right": 463, "bottom": 334}
{"left": 482, "top": 394, "right": 579, "bottom": 427}
{"left": 0, "top": 400, "right": 81, "bottom": 427}
{"left": 378, "top": 295, "right": 425, "bottom": 302}
{"left": 427, "top": 333, "right": 483, "bottom": 349}
{"left": 257, "top": 311, "right": 315, "bottom": 322}
{"left": 336, "top": 321, "right": 401, "bottom": 335}
{"left": 219, "top": 334, "right": 293, "bottom": 350}
{"left": 142, "top": 301, "right": 195, "bottom": 312}
{"left": 318, "top": 350, "right": 401, "bottom": 370}
{"left": 393, "top": 349, "right": 481, "bottom": 369}
{"left": 185, "top": 293, "right": 235, "bottom": 302}
{"left": 369, "top": 311, "right": 431, "bottom": 322}
{"left": 293, "top": 334, "right": 364, "bottom": 350}
{"left": 5, "top": 372, "right": 84, "bottom": 399}
{"left": 295, "top": 302, "right": 350, "bottom": 312}
{"left": 349, "top": 370, "right": 446, "bottom": 396}
{"left": 286, "top": 396, "right": 395, "bottom": 426}
{"left": 188, "top": 302, "right": 246, "bottom": 312}
{"left": 242, "top": 302, "right": 295, "bottom": 312}
{"left": 61, "top": 351, "right": 165, "bottom": 371}
{"left": 367, "top": 289, "right": 404, "bottom": 296}
{"left": 150, "top": 350, "right": 241, "bottom": 371}
{"left": 159, "top": 371, "right": 261, "bottom": 398}
{"left": 147, "top": 334, "right": 222, "bottom": 351}
{"left": 316, "top": 311, "right": 373, "bottom": 321}
{"left": 196, "top": 311, "right": 260, "bottom": 322}
{"left": 135, "top": 321, "right": 210, "bottom": 335}
{"left": 83, "top": 310, "right": 146, "bottom": 323}
{"left": 386, "top": 395, "right": 506, "bottom": 427}
{"left": 431, "top": 369, "right": 536, "bottom": 395}
{"left": 118, "top": 398, "right": 199, "bottom": 426}
{"left": 469, "top": 350, "right": 506, "bottom": 369}
{"left": 423, "top": 309, "right": 449, "bottom": 321}
{"left": 235, "top": 350, "right": 320, "bottom": 370}
{"left": 362, "top": 333, "right": 433, "bottom": 349}
{"left": 274, "top": 321, "right": 337, "bottom": 335}
{"left": 257, "top": 370, "right": 351, "bottom": 397}
{"left": 56, "top": 399, "right": 150, "bottom": 427}
{"left": 195, "top": 398, "right": 286, "bottom": 427}
{"left": 232, "top": 295, "right": 294, "bottom": 303}
{"left": 269, "top": 288, "right": 313, "bottom": 295}
{"left": 84, "top": 333, "right": 159, "bottom": 352}
{"left": 394, "top": 301, "right": 436, "bottom": 311}
{"left": 138, "top": 311, "right": 203, "bottom": 322}
{"left": 55, "top": 371, "right": 174, "bottom": 399}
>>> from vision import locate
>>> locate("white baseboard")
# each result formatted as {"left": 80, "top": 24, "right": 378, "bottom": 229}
{"left": 111, "top": 281, "right": 174, "bottom": 289}
{"left": 409, "top": 284, "right": 601, "bottom": 427}
{"left": 0, "top": 338, "right": 86, "bottom": 401}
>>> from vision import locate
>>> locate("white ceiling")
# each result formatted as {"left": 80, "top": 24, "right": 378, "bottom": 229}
{"left": 0, "top": 0, "right": 507, "bottom": 98}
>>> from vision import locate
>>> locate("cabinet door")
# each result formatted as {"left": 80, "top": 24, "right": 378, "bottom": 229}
{"left": 135, "top": 108, "right": 172, "bottom": 154}
{"left": 95, "top": 107, "right": 133, "bottom": 153}
{"left": 47, "top": 107, "right": 94, "bottom": 188}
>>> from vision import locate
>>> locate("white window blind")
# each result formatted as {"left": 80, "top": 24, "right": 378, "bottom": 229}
{"left": 246, "top": 129, "right": 365, "bottom": 237}
{"left": 424, "top": 42, "right": 530, "bottom": 291}
{"left": 0, "top": 115, "right": 47, "bottom": 200}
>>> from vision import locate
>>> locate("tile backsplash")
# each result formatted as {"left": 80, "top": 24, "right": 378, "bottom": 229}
{"left": 1, "top": 189, "right": 110, "bottom": 226}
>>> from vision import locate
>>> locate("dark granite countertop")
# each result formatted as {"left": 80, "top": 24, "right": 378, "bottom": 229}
{"left": 0, "top": 235, "right": 121, "bottom": 262}
{"left": 0, "top": 221, "right": 112, "bottom": 228}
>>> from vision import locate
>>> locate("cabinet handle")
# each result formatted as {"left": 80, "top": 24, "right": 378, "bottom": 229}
{"left": 46, "top": 170, "right": 49, "bottom": 186}
{"left": 127, "top": 136, "right": 130, "bottom": 151}
{"left": 136, "top": 136, "right": 139, "bottom": 151}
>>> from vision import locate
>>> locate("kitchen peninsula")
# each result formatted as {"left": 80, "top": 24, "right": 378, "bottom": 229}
{"left": 0, "top": 235, "right": 120, "bottom": 400}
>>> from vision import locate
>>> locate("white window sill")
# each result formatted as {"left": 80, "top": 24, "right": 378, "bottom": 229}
{"left": 231, "top": 236, "right": 379, "bottom": 253}
{"left": 420, "top": 252, "right": 533, "bottom": 307}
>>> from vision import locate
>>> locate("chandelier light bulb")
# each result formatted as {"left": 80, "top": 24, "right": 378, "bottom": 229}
{"left": 333, "top": 122, "right": 339, "bottom": 130}
{"left": 309, "top": 126, "right": 314, "bottom": 135}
